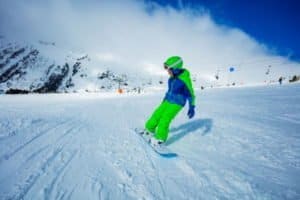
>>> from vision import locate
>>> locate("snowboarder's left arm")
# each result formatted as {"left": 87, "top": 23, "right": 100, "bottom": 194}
{"left": 179, "top": 70, "right": 196, "bottom": 118}
{"left": 186, "top": 82, "right": 195, "bottom": 119}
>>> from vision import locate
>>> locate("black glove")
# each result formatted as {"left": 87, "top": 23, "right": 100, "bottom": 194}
{"left": 187, "top": 105, "right": 195, "bottom": 119}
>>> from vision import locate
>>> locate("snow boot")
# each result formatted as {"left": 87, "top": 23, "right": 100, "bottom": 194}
{"left": 138, "top": 129, "right": 154, "bottom": 142}
{"left": 150, "top": 137, "right": 164, "bottom": 147}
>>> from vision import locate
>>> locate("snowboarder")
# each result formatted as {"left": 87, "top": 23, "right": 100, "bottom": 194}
{"left": 142, "top": 56, "right": 196, "bottom": 146}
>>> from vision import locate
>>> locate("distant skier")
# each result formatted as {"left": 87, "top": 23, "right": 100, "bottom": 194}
{"left": 279, "top": 77, "right": 283, "bottom": 85}
{"left": 142, "top": 56, "right": 196, "bottom": 146}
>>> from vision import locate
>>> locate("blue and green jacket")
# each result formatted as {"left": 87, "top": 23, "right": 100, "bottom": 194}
{"left": 164, "top": 68, "right": 196, "bottom": 107}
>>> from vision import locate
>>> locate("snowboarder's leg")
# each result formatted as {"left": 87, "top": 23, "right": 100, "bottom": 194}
{"left": 145, "top": 101, "right": 168, "bottom": 133}
{"left": 155, "top": 102, "right": 182, "bottom": 142}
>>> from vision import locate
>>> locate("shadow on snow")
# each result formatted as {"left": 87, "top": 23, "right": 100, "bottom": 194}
{"left": 166, "top": 118, "right": 213, "bottom": 146}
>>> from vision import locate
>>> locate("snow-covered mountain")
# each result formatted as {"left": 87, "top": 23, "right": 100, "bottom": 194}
{"left": 0, "top": 38, "right": 154, "bottom": 94}
{"left": 1, "top": 36, "right": 299, "bottom": 95}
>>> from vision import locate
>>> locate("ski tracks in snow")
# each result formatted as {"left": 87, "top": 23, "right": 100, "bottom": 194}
{"left": 0, "top": 114, "right": 84, "bottom": 200}
{"left": 0, "top": 119, "right": 72, "bottom": 164}
{"left": 1, "top": 85, "right": 299, "bottom": 199}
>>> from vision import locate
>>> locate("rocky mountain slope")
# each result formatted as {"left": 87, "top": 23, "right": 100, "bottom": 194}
{"left": 0, "top": 38, "right": 146, "bottom": 94}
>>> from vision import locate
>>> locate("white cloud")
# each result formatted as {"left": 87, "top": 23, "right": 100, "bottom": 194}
{"left": 142, "top": 61, "right": 165, "bottom": 76}
{"left": 95, "top": 53, "right": 120, "bottom": 62}
{"left": 0, "top": 0, "right": 299, "bottom": 84}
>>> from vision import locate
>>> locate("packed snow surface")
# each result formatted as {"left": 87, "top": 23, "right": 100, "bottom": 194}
{"left": 0, "top": 84, "right": 299, "bottom": 200}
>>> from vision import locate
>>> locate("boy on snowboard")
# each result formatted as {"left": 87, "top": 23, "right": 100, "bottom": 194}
{"left": 142, "top": 56, "right": 196, "bottom": 146}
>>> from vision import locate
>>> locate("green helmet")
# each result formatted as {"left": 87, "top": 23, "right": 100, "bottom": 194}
{"left": 164, "top": 56, "right": 183, "bottom": 69}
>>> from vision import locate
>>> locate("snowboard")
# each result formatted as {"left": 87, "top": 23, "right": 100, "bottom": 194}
{"left": 134, "top": 128, "right": 178, "bottom": 158}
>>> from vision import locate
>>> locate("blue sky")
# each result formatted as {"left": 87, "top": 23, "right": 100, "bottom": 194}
{"left": 149, "top": 0, "right": 300, "bottom": 61}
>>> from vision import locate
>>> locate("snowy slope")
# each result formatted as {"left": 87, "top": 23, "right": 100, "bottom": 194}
{"left": 0, "top": 84, "right": 299, "bottom": 199}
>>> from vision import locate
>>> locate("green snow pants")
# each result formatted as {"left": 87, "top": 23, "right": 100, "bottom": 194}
{"left": 145, "top": 101, "right": 183, "bottom": 142}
